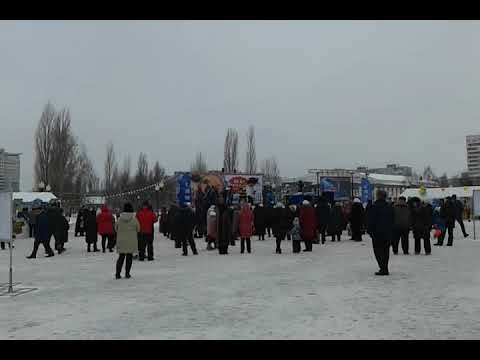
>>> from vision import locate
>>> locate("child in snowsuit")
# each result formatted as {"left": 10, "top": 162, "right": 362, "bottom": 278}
{"left": 288, "top": 217, "right": 302, "bottom": 253}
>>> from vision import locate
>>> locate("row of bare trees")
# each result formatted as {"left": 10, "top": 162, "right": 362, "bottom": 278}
{"left": 223, "top": 126, "right": 281, "bottom": 186}
{"left": 34, "top": 102, "right": 99, "bottom": 196}
{"left": 103, "top": 143, "right": 167, "bottom": 195}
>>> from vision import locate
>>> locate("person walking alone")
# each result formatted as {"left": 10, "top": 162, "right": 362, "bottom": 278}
{"left": 441, "top": 197, "right": 456, "bottom": 246}
{"left": 238, "top": 202, "right": 254, "bottom": 254}
{"left": 115, "top": 203, "right": 140, "bottom": 279}
{"left": 97, "top": 204, "right": 116, "bottom": 253}
{"left": 367, "top": 190, "right": 394, "bottom": 276}
{"left": 391, "top": 196, "right": 411, "bottom": 255}
{"left": 27, "top": 205, "right": 55, "bottom": 258}
{"left": 136, "top": 201, "right": 158, "bottom": 261}
{"left": 452, "top": 195, "right": 469, "bottom": 238}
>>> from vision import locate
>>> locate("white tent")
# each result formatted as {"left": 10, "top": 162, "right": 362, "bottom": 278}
{"left": 13, "top": 192, "right": 58, "bottom": 203}
{"left": 400, "top": 186, "right": 480, "bottom": 200}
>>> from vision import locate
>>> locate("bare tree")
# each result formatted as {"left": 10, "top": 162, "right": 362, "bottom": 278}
{"left": 34, "top": 103, "right": 78, "bottom": 195}
{"left": 118, "top": 155, "right": 132, "bottom": 191}
{"left": 245, "top": 125, "right": 257, "bottom": 174}
{"left": 260, "top": 157, "right": 281, "bottom": 186}
{"left": 134, "top": 152, "right": 149, "bottom": 188}
{"left": 223, "top": 128, "right": 239, "bottom": 173}
{"left": 50, "top": 108, "right": 78, "bottom": 194}
{"left": 74, "top": 143, "right": 98, "bottom": 195}
{"left": 34, "top": 102, "right": 56, "bottom": 188}
{"left": 149, "top": 161, "right": 166, "bottom": 184}
{"left": 191, "top": 152, "right": 208, "bottom": 173}
{"left": 104, "top": 141, "right": 117, "bottom": 194}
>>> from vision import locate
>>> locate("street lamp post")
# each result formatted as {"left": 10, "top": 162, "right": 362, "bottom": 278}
{"left": 155, "top": 184, "right": 160, "bottom": 212}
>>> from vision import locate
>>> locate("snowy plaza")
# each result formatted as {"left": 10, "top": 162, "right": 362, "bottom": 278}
{"left": 1, "top": 221, "right": 480, "bottom": 340}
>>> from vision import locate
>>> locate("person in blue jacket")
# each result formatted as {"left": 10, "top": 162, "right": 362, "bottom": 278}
{"left": 27, "top": 205, "right": 55, "bottom": 258}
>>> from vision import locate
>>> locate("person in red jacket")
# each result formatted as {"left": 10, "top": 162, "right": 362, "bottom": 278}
{"left": 136, "top": 201, "right": 158, "bottom": 261}
{"left": 238, "top": 202, "right": 254, "bottom": 254}
{"left": 97, "top": 204, "right": 116, "bottom": 253}
{"left": 299, "top": 200, "right": 317, "bottom": 252}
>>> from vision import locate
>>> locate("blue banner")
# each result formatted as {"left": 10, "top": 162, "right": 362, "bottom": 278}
{"left": 175, "top": 172, "right": 192, "bottom": 205}
{"left": 361, "top": 178, "right": 372, "bottom": 203}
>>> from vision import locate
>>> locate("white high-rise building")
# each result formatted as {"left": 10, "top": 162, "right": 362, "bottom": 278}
{"left": 0, "top": 148, "right": 21, "bottom": 191}
{"left": 466, "top": 135, "right": 480, "bottom": 177}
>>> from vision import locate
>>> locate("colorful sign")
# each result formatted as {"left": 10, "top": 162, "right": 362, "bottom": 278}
{"left": 224, "top": 174, "right": 263, "bottom": 204}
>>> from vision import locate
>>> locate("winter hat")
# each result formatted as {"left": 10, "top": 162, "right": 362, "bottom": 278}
{"left": 302, "top": 200, "right": 310, "bottom": 205}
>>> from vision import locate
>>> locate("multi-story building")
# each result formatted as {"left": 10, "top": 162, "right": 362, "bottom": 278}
{"left": 0, "top": 148, "right": 21, "bottom": 192}
{"left": 466, "top": 135, "right": 480, "bottom": 177}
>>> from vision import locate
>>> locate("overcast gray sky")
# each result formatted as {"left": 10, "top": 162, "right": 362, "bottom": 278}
{"left": 1, "top": 20, "right": 479, "bottom": 191}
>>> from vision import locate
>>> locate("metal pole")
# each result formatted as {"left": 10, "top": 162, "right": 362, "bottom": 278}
{"left": 8, "top": 192, "right": 13, "bottom": 293}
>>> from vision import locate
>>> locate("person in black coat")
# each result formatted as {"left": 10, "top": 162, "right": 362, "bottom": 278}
{"left": 265, "top": 206, "right": 274, "bottom": 238}
{"left": 54, "top": 208, "right": 69, "bottom": 254}
{"left": 441, "top": 197, "right": 456, "bottom": 246}
{"left": 168, "top": 204, "right": 180, "bottom": 247}
{"left": 350, "top": 199, "right": 365, "bottom": 242}
{"left": 272, "top": 203, "right": 289, "bottom": 254}
{"left": 217, "top": 203, "right": 232, "bottom": 255}
{"left": 315, "top": 197, "right": 331, "bottom": 244}
{"left": 27, "top": 207, "right": 55, "bottom": 258}
{"left": 75, "top": 207, "right": 86, "bottom": 237}
{"left": 175, "top": 203, "right": 198, "bottom": 256}
{"left": 285, "top": 205, "right": 297, "bottom": 241}
{"left": 411, "top": 200, "right": 432, "bottom": 255}
{"left": 328, "top": 203, "right": 345, "bottom": 242}
{"left": 452, "top": 195, "right": 469, "bottom": 238}
{"left": 367, "top": 190, "right": 394, "bottom": 276}
{"left": 85, "top": 208, "right": 99, "bottom": 252}
{"left": 46, "top": 203, "right": 62, "bottom": 252}
{"left": 253, "top": 204, "right": 267, "bottom": 240}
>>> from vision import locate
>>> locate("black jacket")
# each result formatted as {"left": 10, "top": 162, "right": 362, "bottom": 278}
{"left": 253, "top": 206, "right": 267, "bottom": 234}
{"left": 46, "top": 206, "right": 62, "bottom": 235}
{"left": 84, "top": 211, "right": 98, "bottom": 244}
{"left": 217, "top": 205, "right": 232, "bottom": 246}
{"left": 328, "top": 206, "right": 345, "bottom": 235}
{"left": 272, "top": 207, "right": 290, "bottom": 237}
{"left": 175, "top": 207, "right": 195, "bottom": 239}
{"left": 349, "top": 203, "right": 365, "bottom": 231}
{"left": 441, "top": 200, "right": 456, "bottom": 227}
{"left": 367, "top": 199, "right": 394, "bottom": 240}
{"left": 315, "top": 202, "right": 331, "bottom": 226}
{"left": 411, "top": 205, "right": 432, "bottom": 233}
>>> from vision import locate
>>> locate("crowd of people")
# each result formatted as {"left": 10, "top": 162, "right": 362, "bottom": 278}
{"left": 5, "top": 184, "right": 471, "bottom": 279}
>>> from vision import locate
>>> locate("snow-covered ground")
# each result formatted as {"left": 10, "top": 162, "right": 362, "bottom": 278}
{"left": 1, "top": 221, "right": 480, "bottom": 339}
